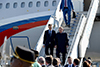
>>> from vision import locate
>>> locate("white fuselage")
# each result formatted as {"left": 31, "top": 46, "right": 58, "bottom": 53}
{"left": 0, "top": 0, "right": 60, "bottom": 55}
{"left": 0, "top": 0, "right": 84, "bottom": 55}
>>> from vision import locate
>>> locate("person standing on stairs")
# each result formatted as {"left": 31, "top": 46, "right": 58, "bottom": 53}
{"left": 59, "top": 0, "right": 74, "bottom": 27}
{"left": 55, "top": 27, "right": 69, "bottom": 65}
{"left": 43, "top": 24, "right": 56, "bottom": 56}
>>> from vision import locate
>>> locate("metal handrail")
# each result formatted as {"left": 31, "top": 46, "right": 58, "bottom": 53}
{"left": 64, "top": 14, "right": 86, "bottom": 65}
{"left": 64, "top": 0, "right": 99, "bottom": 66}
{"left": 1, "top": 36, "right": 7, "bottom": 57}
{"left": 78, "top": 0, "right": 99, "bottom": 66}
{"left": 79, "top": 58, "right": 83, "bottom": 67}
{"left": 1, "top": 36, "right": 7, "bottom": 67}
{"left": 10, "top": 36, "right": 31, "bottom": 53}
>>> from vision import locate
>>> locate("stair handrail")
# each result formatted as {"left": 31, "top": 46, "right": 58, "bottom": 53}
{"left": 78, "top": 0, "right": 99, "bottom": 66}
{"left": 1, "top": 36, "right": 7, "bottom": 67}
{"left": 64, "top": 0, "right": 99, "bottom": 66}
{"left": 10, "top": 36, "right": 31, "bottom": 53}
{"left": 64, "top": 14, "right": 87, "bottom": 65}
{"left": 79, "top": 57, "right": 83, "bottom": 67}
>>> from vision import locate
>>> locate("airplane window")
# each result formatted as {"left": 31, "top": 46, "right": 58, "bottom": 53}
{"left": 44, "top": 1, "right": 49, "bottom": 7}
{"left": 21, "top": 2, "right": 25, "bottom": 8}
{"left": 36, "top": 1, "right": 41, "bottom": 7}
{"left": 29, "top": 2, "right": 33, "bottom": 7}
{"left": 52, "top": 0, "right": 56, "bottom": 6}
{"left": 13, "top": 2, "right": 17, "bottom": 8}
{"left": 0, "top": 3, "right": 2, "bottom": 9}
{"left": 6, "top": 3, "right": 10, "bottom": 9}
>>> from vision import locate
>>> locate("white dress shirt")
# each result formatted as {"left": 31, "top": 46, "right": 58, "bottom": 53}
{"left": 68, "top": 64, "right": 73, "bottom": 67}
{"left": 75, "top": 65, "right": 78, "bottom": 67}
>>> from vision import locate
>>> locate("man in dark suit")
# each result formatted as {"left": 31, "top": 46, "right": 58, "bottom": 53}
{"left": 64, "top": 57, "right": 74, "bottom": 67}
{"left": 55, "top": 27, "right": 69, "bottom": 65}
{"left": 59, "top": 0, "right": 74, "bottom": 27}
{"left": 43, "top": 24, "right": 56, "bottom": 56}
{"left": 73, "top": 58, "right": 80, "bottom": 67}
{"left": 45, "top": 57, "right": 54, "bottom": 67}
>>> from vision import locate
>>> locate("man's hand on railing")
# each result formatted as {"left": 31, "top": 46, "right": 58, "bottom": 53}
{"left": 43, "top": 44, "right": 45, "bottom": 48}
{"left": 72, "top": 9, "right": 74, "bottom": 12}
{"left": 54, "top": 45, "right": 57, "bottom": 48}
{"left": 59, "top": 10, "right": 61, "bottom": 12}
{"left": 66, "top": 45, "right": 68, "bottom": 48}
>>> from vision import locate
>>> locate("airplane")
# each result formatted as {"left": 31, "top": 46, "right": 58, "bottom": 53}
{"left": 0, "top": 0, "right": 100, "bottom": 66}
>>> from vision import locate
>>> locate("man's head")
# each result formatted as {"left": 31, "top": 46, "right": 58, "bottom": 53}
{"left": 68, "top": 56, "right": 72, "bottom": 64}
{"left": 56, "top": 58, "right": 61, "bottom": 66}
{"left": 37, "top": 56, "right": 45, "bottom": 65}
{"left": 83, "top": 61, "right": 90, "bottom": 67}
{"left": 11, "top": 46, "right": 35, "bottom": 67}
{"left": 53, "top": 58, "right": 60, "bottom": 66}
{"left": 59, "top": 27, "right": 64, "bottom": 33}
{"left": 31, "top": 49, "right": 39, "bottom": 59}
{"left": 48, "top": 24, "right": 52, "bottom": 30}
{"left": 73, "top": 58, "right": 80, "bottom": 66}
{"left": 45, "top": 57, "right": 52, "bottom": 65}
{"left": 45, "top": 55, "right": 53, "bottom": 64}
{"left": 53, "top": 58, "right": 58, "bottom": 66}
{"left": 86, "top": 59, "right": 92, "bottom": 65}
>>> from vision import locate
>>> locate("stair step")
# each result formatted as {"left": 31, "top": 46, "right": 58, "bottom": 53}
{"left": 63, "top": 27, "right": 71, "bottom": 30}
{"left": 69, "top": 32, "right": 75, "bottom": 36}
{"left": 70, "top": 23, "right": 78, "bottom": 27}
{"left": 68, "top": 35, "right": 74, "bottom": 39}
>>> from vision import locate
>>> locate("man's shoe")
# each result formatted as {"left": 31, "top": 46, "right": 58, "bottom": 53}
{"left": 67, "top": 25, "right": 70, "bottom": 28}
{"left": 64, "top": 25, "right": 67, "bottom": 27}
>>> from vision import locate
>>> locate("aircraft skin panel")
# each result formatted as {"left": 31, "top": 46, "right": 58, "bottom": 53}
{"left": 0, "top": 15, "right": 50, "bottom": 47}
{"left": 4, "top": 25, "right": 46, "bottom": 55}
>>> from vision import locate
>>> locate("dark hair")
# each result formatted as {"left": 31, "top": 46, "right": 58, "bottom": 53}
{"left": 68, "top": 56, "right": 71, "bottom": 59}
{"left": 88, "top": 57, "right": 91, "bottom": 60}
{"left": 86, "top": 59, "right": 92, "bottom": 64}
{"left": 48, "top": 24, "right": 52, "bottom": 26}
{"left": 74, "top": 58, "right": 80, "bottom": 65}
{"left": 45, "top": 57, "right": 52, "bottom": 64}
{"left": 53, "top": 59, "right": 58, "bottom": 66}
{"left": 83, "top": 61, "right": 90, "bottom": 67}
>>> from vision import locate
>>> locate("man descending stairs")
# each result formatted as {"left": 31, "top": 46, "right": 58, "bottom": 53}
{"left": 53, "top": 12, "right": 88, "bottom": 65}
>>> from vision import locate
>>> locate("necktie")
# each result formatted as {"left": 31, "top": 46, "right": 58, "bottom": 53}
{"left": 49, "top": 31, "right": 52, "bottom": 36}
{"left": 65, "top": 0, "right": 66, "bottom": 7}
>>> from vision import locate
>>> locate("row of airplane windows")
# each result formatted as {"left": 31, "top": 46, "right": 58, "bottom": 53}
{"left": 0, "top": 1, "right": 56, "bottom": 9}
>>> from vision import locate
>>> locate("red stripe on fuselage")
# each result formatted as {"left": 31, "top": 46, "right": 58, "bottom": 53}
{"left": 0, "top": 20, "right": 48, "bottom": 47}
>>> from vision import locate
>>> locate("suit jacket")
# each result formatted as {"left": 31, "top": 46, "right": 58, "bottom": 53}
{"left": 42, "top": 65, "right": 46, "bottom": 67}
{"left": 43, "top": 30, "right": 56, "bottom": 47}
{"left": 75, "top": 65, "right": 78, "bottom": 67}
{"left": 55, "top": 32, "right": 69, "bottom": 53}
{"left": 47, "top": 64, "right": 54, "bottom": 67}
{"left": 54, "top": 65, "right": 60, "bottom": 67}
{"left": 64, "top": 64, "right": 74, "bottom": 67}
{"left": 60, "top": 0, "right": 74, "bottom": 11}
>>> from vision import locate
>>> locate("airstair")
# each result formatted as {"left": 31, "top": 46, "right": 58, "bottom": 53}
{"left": 0, "top": 0, "right": 99, "bottom": 67}
{"left": 35, "top": 0, "right": 99, "bottom": 66}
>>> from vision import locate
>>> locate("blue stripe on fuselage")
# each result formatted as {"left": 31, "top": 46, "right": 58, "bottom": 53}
{"left": 0, "top": 15, "right": 50, "bottom": 33}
